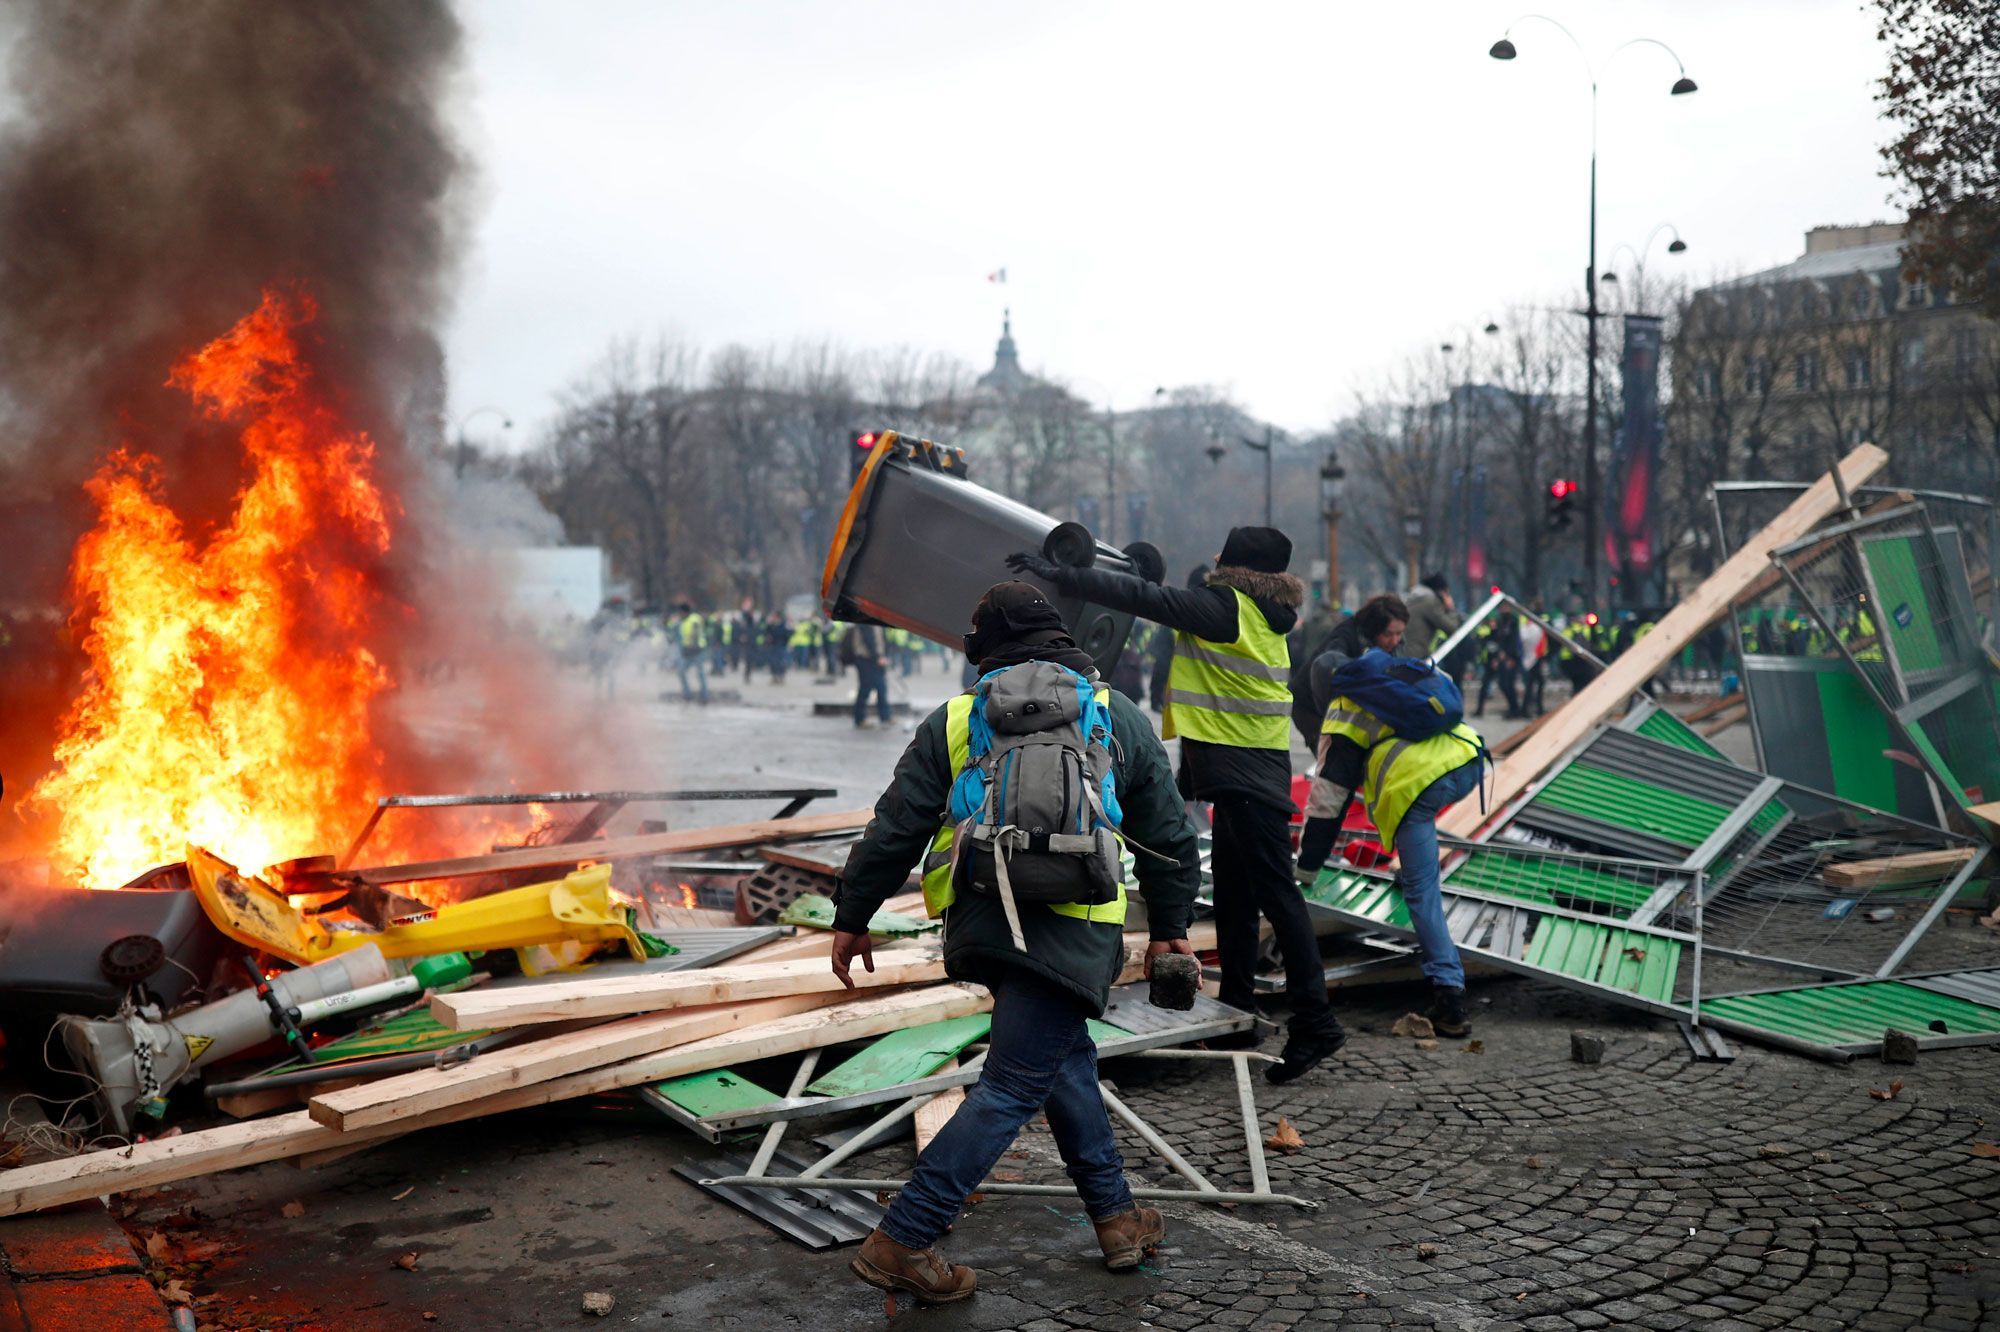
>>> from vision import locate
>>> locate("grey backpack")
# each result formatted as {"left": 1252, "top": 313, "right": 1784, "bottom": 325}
{"left": 946, "top": 662, "right": 1124, "bottom": 940}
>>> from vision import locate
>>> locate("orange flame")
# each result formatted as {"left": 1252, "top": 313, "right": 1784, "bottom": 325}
{"left": 28, "top": 288, "right": 395, "bottom": 888}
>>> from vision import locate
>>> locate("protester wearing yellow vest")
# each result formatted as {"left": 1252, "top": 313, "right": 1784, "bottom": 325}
{"left": 1009, "top": 525, "right": 1347, "bottom": 1084}
{"left": 1299, "top": 650, "right": 1487, "bottom": 1037}
{"left": 829, "top": 582, "right": 1199, "bottom": 1303}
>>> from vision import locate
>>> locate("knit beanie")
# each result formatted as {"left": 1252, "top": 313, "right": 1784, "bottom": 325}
{"left": 1217, "top": 526, "right": 1292, "bottom": 574}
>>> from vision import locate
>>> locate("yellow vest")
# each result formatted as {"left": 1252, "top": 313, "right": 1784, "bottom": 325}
{"left": 918, "top": 693, "right": 1127, "bottom": 927}
{"left": 1164, "top": 588, "right": 1291, "bottom": 750}
{"left": 677, "top": 613, "right": 706, "bottom": 649}
{"left": 1347, "top": 711, "right": 1483, "bottom": 849}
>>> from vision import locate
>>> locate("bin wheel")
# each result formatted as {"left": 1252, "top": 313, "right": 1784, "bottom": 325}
{"left": 1043, "top": 522, "right": 1097, "bottom": 569}
{"left": 102, "top": 934, "right": 166, "bottom": 985}
{"left": 1123, "top": 541, "right": 1165, "bottom": 585}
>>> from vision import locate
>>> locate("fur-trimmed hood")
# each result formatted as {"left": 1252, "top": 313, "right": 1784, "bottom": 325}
{"left": 1207, "top": 565, "right": 1305, "bottom": 609}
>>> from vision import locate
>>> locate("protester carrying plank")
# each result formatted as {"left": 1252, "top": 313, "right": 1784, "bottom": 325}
{"left": 829, "top": 580, "right": 1201, "bottom": 1305}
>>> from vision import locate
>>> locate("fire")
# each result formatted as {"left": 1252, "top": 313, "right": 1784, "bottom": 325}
{"left": 679, "top": 882, "right": 698, "bottom": 910}
{"left": 28, "top": 288, "right": 396, "bottom": 888}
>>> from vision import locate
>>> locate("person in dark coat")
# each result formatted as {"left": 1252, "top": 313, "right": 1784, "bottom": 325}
{"left": 1288, "top": 593, "right": 1409, "bottom": 750}
{"left": 1009, "top": 527, "right": 1347, "bottom": 1084}
{"left": 849, "top": 622, "right": 892, "bottom": 727}
{"left": 831, "top": 581, "right": 1200, "bottom": 1304}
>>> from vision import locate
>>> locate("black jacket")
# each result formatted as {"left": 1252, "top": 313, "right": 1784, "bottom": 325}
{"left": 1290, "top": 614, "right": 1367, "bottom": 748}
{"left": 833, "top": 687, "right": 1200, "bottom": 1015}
{"left": 1047, "top": 564, "right": 1303, "bottom": 812}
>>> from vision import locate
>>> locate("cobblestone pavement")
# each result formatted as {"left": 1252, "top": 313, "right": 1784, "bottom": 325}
{"left": 111, "top": 674, "right": 2000, "bottom": 1329}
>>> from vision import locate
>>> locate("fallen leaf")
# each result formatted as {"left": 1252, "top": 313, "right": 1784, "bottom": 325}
{"left": 1414, "top": 1039, "right": 1439, "bottom": 1051}
{"left": 144, "top": 1232, "right": 171, "bottom": 1262}
{"left": 966, "top": 1192, "right": 987, "bottom": 1204}
{"left": 1868, "top": 1080, "right": 1905, "bottom": 1101}
{"left": 1758, "top": 1144, "right": 1792, "bottom": 1158}
{"left": 1621, "top": 946, "right": 1647, "bottom": 962}
{"left": 392, "top": 1186, "right": 415, "bottom": 1202}
{"left": 1265, "top": 1117, "right": 1305, "bottom": 1153}
{"left": 279, "top": 1200, "right": 305, "bottom": 1219}
{"left": 393, "top": 1252, "right": 420, "bottom": 1271}
{"left": 1462, "top": 1040, "right": 1484, "bottom": 1055}
{"left": 0, "top": 1143, "right": 25, "bottom": 1169}
{"left": 1416, "top": 1242, "right": 1440, "bottom": 1259}
{"left": 1970, "top": 1142, "right": 2000, "bottom": 1158}
{"left": 884, "top": 1293, "right": 897, "bottom": 1318}
{"left": 990, "top": 1168, "right": 1025, "bottom": 1183}
{"left": 160, "top": 1279, "right": 193, "bottom": 1305}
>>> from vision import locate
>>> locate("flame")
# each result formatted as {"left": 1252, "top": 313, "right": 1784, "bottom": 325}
{"left": 678, "top": 882, "right": 698, "bottom": 910}
{"left": 27, "top": 288, "right": 395, "bottom": 888}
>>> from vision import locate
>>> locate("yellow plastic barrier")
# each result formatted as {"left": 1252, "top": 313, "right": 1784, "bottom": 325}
{"left": 186, "top": 847, "right": 646, "bottom": 966}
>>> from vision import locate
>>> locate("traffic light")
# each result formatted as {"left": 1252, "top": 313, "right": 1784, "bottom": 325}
{"left": 1546, "top": 478, "right": 1577, "bottom": 531}
{"left": 849, "top": 430, "right": 878, "bottom": 481}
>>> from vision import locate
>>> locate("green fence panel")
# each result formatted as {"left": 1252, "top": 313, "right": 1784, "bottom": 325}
{"left": 1531, "top": 764, "right": 1734, "bottom": 848}
{"left": 806, "top": 1014, "right": 992, "bottom": 1097}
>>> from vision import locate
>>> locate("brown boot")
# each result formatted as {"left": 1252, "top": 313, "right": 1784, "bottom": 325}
{"left": 1093, "top": 1205, "right": 1166, "bottom": 1271}
{"left": 850, "top": 1228, "right": 976, "bottom": 1305}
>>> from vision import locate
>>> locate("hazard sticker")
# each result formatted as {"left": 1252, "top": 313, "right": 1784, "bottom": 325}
{"left": 184, "top": 1034, "right": 215, "bottom": 1061}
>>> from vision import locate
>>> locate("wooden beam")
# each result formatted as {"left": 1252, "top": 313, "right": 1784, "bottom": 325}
{"left": 0, "top": 984, "right": 989, "bottom": 1218}
{"left": 1490, "top": 710, "right": 1556, "bottom": 759}
{"left": 309, "top": 991, "right": 849, "bottom": 1132}
{"left": 1681, "top": 690, "right": 1746, "bottom": 724}
{"left": 1441, "top": 444, "right": 1890, "bottom": 840}
{"left": 912, "top": 1059, "right": 964, "bottom": 1153}
{"left": 431, "top": 953, "right": 948, "bottom": 1030}
{"left": 349, "top": 807, "right": 874, "bottom": 885}
{"left": 1823, "top": 847, "right": 1979, "bottom": 890}
{"left": 1699, "top": 705, "right": 1749, "bottom": 738}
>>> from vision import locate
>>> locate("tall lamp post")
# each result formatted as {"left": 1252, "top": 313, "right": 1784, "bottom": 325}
{"left": 1319, "top": 447, "right": 1347, "bottom": 609}
{"left": 1489, "top": 18, "right": 1696, "bottom": 607}
{"left": 1599, "top": 224, "right": 1689, "bottom": 315}
{"left": 1238, "top": 424, "right": 1276, "bottom": 527}
{"left": 452, "top": 404, "right": 514, "bottom": 479}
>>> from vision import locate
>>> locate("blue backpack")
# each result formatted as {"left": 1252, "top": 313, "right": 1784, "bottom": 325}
{"left": 946, "top": 660, "right": 1124, "bottom": 913}
{"left": 1327, "top": 648, "right": 1464, "bottom": 741}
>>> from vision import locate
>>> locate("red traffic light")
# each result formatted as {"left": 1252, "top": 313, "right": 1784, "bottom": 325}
{"left": 1548, "top": 478, "right": 1577, "bottom": 499}
{"left": 1584, "top": 612, "right": 1600, "bottom": 625}
{"left": 853, "top": 431, "right": 878, "bottom": 450}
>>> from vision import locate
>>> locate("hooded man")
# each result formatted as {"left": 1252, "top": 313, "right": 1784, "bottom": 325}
{"left": 1009, "top": 526, "right": 1348, "bottom": 1083}
{"left": 830, "top": 581, "right": 1201, "bottom": 1306}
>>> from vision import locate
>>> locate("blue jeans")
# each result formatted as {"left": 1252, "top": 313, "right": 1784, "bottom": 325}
{"left": 674, "top": 653, "right": 708, "bottom": 703}
{"left": 853, "top": 661, "right": 891, "bottom": 724}
{"left": 880, "top": 972, "right": 1132, "bottom": 1250}
{"left": 1394, "top": 757, "right": 1483, "bottom": 991}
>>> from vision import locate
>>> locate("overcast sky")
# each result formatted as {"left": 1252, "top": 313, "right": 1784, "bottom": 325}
{"left": 444, "top": 0, "right": 1896, "bottom": 446}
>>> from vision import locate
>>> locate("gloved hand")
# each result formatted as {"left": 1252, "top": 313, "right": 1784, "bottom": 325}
{"left": 1006, "top": 550, "right": 1062, "bottom": 582}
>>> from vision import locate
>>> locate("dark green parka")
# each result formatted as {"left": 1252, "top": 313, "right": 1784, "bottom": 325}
{"left": 833, "top": 686, "right": 1201, "bottom": 1016}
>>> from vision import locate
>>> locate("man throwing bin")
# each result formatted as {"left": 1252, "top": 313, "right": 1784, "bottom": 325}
{"left": 830, "top": 581, "right": 1201, "bottom": 1305}
{"left": 1009, "top": 526, "right": 1348, "bottom": 1083}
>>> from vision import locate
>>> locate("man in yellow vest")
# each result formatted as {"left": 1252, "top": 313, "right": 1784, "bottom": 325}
{"left": 1299, "top": 656, "right": 1486, "bottom": 1036}
{"left": 829, "top": 582, "right": 1200, "bottom": 1304}
{"left": 1009, "top": 526, "right": 1346, "bottom": 1083}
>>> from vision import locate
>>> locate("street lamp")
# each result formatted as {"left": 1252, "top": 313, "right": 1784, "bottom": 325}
{"left": 1237, "top": 424, "right": 1277, "bottom": 527}
{"left": 1600, "top": 225, "right": 1690, "bottom": 313}
{"left": 1319, "top": 447, "right": 1347, "bottom": 609}
{"left": 1401, "top": 511, "right": 1423, "bottom": 590}
{"left": 1489, "top": 16, "right": 1697, "bottom": 607}
{"left": 451, "top": 404, "right": 514, "bottom": 479}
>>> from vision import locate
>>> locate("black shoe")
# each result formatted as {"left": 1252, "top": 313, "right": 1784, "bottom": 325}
{"left": 1266, "top": 1023, "right": 1347, "bottom": 1084}
{"left": 1427, "top": 985, "right": 1472, "bottom": 1038}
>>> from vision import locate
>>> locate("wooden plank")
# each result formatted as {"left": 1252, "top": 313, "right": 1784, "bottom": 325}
{"left": 1967, "top": 801, "right": 2000, "bottom": 832}
{"left": 912, "top": 1059, "right": 964, "bottom": 1153}
{"left": 309, "top": 991, "right": 848, "bottom": 1132}
{"left": 1441, "top": 444, "right": 1891, "bottom": 840}
{"left": 431, "top": 953, "right": 948, "bottom": 1030}
{"left": 1699, "top": 705, "right": 1749, "bottom": 738}
{"left": 0, "top": 984, "right": 989, "bottom": 1217}
{"left": 1682, "top": 690, "right": 1745, "bottom": 724}
{"left": 1490, "top": 709, "right": 1556, "bottom": 759}
{"left": 758, "top": 839, "right": 858, "bottom": 876}
{"left": 1823, "top": 847, "right": 1979, "bottom": 889}
{"left": 349, "top": 807, "right": 873, "bottom": 886}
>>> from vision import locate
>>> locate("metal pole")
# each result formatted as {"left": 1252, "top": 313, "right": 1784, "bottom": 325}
{"left": 1582, "top": 103, "right": 1601, "bottom": 608}
{"left": 799, "top": 1053, "right": 987, "bottom": 1181}
{"left": 699, "top": 1175, "right": 1320, "bottom": 1209}
{"left": 1263, "top": 424, "right": 1275, "bottom": 527}
{"left": 746, "top": 1049, "right": 821, "bottom": 1179}
{"left": 1098, "top": 1081, "right": 1219, "bottom": 1194}
{"left": 1233, "top": 1054, "right": 1272, "bottom": 1198}
{"left": 1690, "top": 869, "right": 1704, "bottom": 1026}
{"left": 1105, "top": 405, "right": 1117, "bottom": 545}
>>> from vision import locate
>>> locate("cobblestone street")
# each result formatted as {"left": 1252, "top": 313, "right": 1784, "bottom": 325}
{"left": 124, "top": 669, "right": 2000, "bottom": 1330}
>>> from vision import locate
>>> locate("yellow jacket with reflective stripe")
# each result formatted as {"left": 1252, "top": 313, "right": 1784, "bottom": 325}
{"left": 1163, "top": 588, "right": 1292, "bottom": 750}
{"left": 1323, "top": 693, "right": 1482, "bottom": 848}
{"left": 677, "top": 613, "right": 706, "bottom": 649}
{"left": 919, "top": 692, "right": 1127, "bottom": 927}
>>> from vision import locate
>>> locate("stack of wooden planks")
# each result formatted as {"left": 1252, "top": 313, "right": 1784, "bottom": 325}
{"left": 0, "top": 888, "right": 1214, "bottom": 1218}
